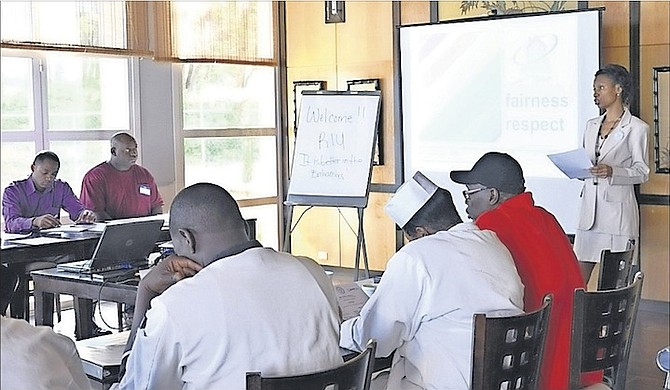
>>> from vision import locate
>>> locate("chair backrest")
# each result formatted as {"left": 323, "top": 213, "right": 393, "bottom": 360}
{"left": 246, "top": 339, "right": 377, "bottom": 390}
{"left": 0, "top": 264, "right": 20, "bottom": 315}
{"left": 597, "top": 242, "right": 635, "bottom": 291}
{"left": 471, "top": 295, "right": 552, "bottom": 390}
{"left": 569, "top": 272, "right": 644, "bottom": 390}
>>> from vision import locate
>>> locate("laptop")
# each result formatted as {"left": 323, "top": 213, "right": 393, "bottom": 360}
{"left": 57, "top": 219, "right": 164, "bottom": 280}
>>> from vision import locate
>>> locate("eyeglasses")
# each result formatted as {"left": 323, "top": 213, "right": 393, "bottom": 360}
{"left": 462, "top": 187, "right": 489, "bottom": 201}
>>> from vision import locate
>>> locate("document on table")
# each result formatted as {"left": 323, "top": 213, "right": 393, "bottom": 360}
{"left": 41, "top": 225, "right": 90, "bottom": 234}
{"left": 1, "top": 231, "right": 32, "bottom": 241}
{"left": 547, "top": 148, "right": 594, "bottom": 179}
{"left": 77, "top": 331, "right": 129, "bottom": 366}
{"left": 84, "top": 222, "right": 107, "bottom": 233}
{"left": 334, "top": 283, "right": 369, "bottom": 321}
{"left": 41, "top": 222, "right": 107, "bottom": 233}
{"left": 12, "top": 236, "right": 69, "bottom": 245}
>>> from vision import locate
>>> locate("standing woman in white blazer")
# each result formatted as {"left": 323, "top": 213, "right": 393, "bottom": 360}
{"left": 574, "top": 64, "right": 650, "bottom": 283}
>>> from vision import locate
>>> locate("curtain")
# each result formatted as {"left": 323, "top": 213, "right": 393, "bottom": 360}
{"left": 0, "top": 1, "right": 152, "bottom": 56}
{"left": 1, "top": 1, "right": 276, "bottom": 65}
{"left": 153, "top": 1, "right": 276, "bottom": 65}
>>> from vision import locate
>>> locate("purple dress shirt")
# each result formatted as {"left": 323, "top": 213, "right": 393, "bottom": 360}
{"left": 2, "top": 177, "right": 86, "bottom": 233}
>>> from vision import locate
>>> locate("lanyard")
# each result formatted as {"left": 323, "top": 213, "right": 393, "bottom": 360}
{"left": 595, "top": 111, "right": 624, "bottom": 164}
{"left": 594, "top": 129, "right": 606, "bottom": 165}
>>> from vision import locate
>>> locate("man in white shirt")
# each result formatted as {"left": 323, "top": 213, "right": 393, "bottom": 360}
{"left": 118, "top": 182, "right": 342, "bottom": 390}
{"left": 339, "top": 172, "right": 525, "bottom": 390}
{"left": 1, "top": 316, "right": 91, "bottom": 390}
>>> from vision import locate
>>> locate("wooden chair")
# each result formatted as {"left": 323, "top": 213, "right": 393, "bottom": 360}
{"left": 246, "top": 339, "right": 376, "bottom": 390}
{"left": 471, "top": 295, "right": 552, "bottom": 390}
{"left": 1, "top": 264, "right": 20, "bottom": 316}
{"left": 597, "top": 241, "right": 635, "bottom": 291}
{"left": 570, "top": 272, "right": 644, "bottom": 390}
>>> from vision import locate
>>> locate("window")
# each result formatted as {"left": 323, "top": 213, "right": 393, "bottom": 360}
{"left": 1, "top": 49, "right": 134, "bottom": 208}
{"left": 1, "top": 1, "right": 281, "bottom": 246}
{"left": 176, "top": 62, "right": 279, "bottom": 247}
{"left": 172, "top": 2, "right": 280, "bottom": 247}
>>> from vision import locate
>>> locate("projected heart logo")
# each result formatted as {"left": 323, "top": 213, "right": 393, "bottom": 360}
{"left": 125, "top": 239, "right": 134, "bottom": 247}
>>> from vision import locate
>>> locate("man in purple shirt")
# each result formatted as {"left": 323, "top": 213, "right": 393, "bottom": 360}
{"left": 2, "top": 151, "right": 95, "bottom": 233}
{"left": 2, "top": 151, "right": 108, "bottom": 338}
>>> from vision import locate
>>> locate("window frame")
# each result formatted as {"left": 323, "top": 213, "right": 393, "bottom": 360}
{"left": 172, "top": 63, "right": 279, "bottom": 209}
{"left": 0, "top": 48, "right": 141, "bottom": 189}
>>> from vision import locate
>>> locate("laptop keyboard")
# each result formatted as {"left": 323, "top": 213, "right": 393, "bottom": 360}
{"left": 90, "top": 262, "right": 140, "bottom": 274}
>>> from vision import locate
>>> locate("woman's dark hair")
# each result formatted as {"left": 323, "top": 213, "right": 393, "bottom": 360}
{"left": 32, "top": 151, "right": 60, "bottom": 167}
{"left": 595, "top": 64, "right": 633, "bottom": 106}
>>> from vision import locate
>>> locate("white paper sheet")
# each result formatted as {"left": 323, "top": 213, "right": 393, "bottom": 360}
{"left": 40, "top": 225, "right": 90, "bottom": 234}
{"left": 547, "top": 148, "right": 594, "bottom": 179}
{"left": 1, "top": 232, "right": 32, "bottom": 241}
{"left": 12, "top": 236, "right": 69, "bottom": 245}
{"left": 85, "top": 222, "right": 108, "bottom": 233}
{"left": 76, "top": 331, "right": 129, "bottom": 371}
{"left": 334, "top": 283, "right": 369, "bottom": 321}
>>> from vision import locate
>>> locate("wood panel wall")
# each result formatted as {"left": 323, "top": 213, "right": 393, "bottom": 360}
{"left": 638, "top": 1, "right": 669, "bottom": 302}
{"left": 284, "top": 1, "right": 669, "bottom": 300}
{"left": 285, "top": 2, "right": 396, "bottom": 270}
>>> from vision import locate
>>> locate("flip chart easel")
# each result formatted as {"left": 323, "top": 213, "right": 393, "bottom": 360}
{"left": 283, "top": 90, "right": 382, "bottom": 281}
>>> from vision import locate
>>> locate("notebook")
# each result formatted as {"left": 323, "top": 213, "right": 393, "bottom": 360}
{"left": 56, "top": 219, "right": 164, "bottom": 279}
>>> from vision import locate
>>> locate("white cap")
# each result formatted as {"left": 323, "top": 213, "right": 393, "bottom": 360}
{"left": 384, "top": 171, "right": 439, "bottom": 228}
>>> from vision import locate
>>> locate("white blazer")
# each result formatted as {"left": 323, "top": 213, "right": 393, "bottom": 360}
{"left": 577, "top": 108, "right": 649, "bottom": 236}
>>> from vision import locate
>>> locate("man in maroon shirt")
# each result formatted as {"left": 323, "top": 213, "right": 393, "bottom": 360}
{"left": 451, "top": 152, "right": 601, "bottom": 390}
{"left": 80, "top": 132, "right": 163, "bottom": 221}
{"left": 80, "top": 132, "right": 164, "bottom": 333}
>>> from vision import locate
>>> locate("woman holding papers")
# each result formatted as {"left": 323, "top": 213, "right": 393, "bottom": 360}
{"left": 574, "top": 64, "right": 649, "bottom": 283}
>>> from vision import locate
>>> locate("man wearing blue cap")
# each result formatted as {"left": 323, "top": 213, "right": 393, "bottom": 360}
{"left": 339, "top": 171, "right": 524, "bottom": 390}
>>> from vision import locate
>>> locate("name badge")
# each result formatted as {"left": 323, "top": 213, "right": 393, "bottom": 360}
{"left": 139, "top": 184, "right": 151, "bottom": 196}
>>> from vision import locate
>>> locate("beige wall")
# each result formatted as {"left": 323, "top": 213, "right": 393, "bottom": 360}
{"left": 638, "top": 1, "right": 670, "bottom": 302}
{"left": 284, "top": 2, "right": 670, "bottom": 301}
{"left": 286, "top": 2, "right": 397, "bottom": 270}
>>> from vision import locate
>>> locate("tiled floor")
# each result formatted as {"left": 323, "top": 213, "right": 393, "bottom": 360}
{"left": 626, "top": 307, "right": 669, "bottom": 389}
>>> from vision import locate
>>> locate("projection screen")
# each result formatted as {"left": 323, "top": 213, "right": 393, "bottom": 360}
{"left": 400, "top": 9, "right": 601, "bottom": 234}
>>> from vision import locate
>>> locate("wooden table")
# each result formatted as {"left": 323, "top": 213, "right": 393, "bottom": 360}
{"left": 32, "top": 268, "right": 139, "bottom": 339}
{"left": 1, "top": 232, "right": 101, "bottom": 265}
{"left": 2, "top": 231, "right": 102, "bottom": 319}
{"left": 2, "top": 227, "right": 171, "bottom": 319}
{"left": 29, "top": 218, "right": 255, "bottom": 338}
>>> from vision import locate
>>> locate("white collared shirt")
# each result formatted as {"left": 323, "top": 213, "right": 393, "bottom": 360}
{"left": 119, "top": 247, "right": 342, "bottom": 390}
{"left": 340, "top": 222, "right": 524, "bottom": 390}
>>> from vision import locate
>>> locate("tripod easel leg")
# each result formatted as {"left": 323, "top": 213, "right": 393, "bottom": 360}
{"left": 353, "top": 207, "right": 370, "bottom": 281}
{"left": 282, "top": 205, "right": 294, "bottom": 252}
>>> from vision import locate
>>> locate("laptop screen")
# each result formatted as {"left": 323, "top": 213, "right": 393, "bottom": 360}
{"left": 86, "top": 219, "right": 165, "bottom": 271}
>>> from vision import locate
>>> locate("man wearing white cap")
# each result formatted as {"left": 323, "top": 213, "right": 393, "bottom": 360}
{"left": 339, "top": 171, "right": 524, "bottom": 390}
